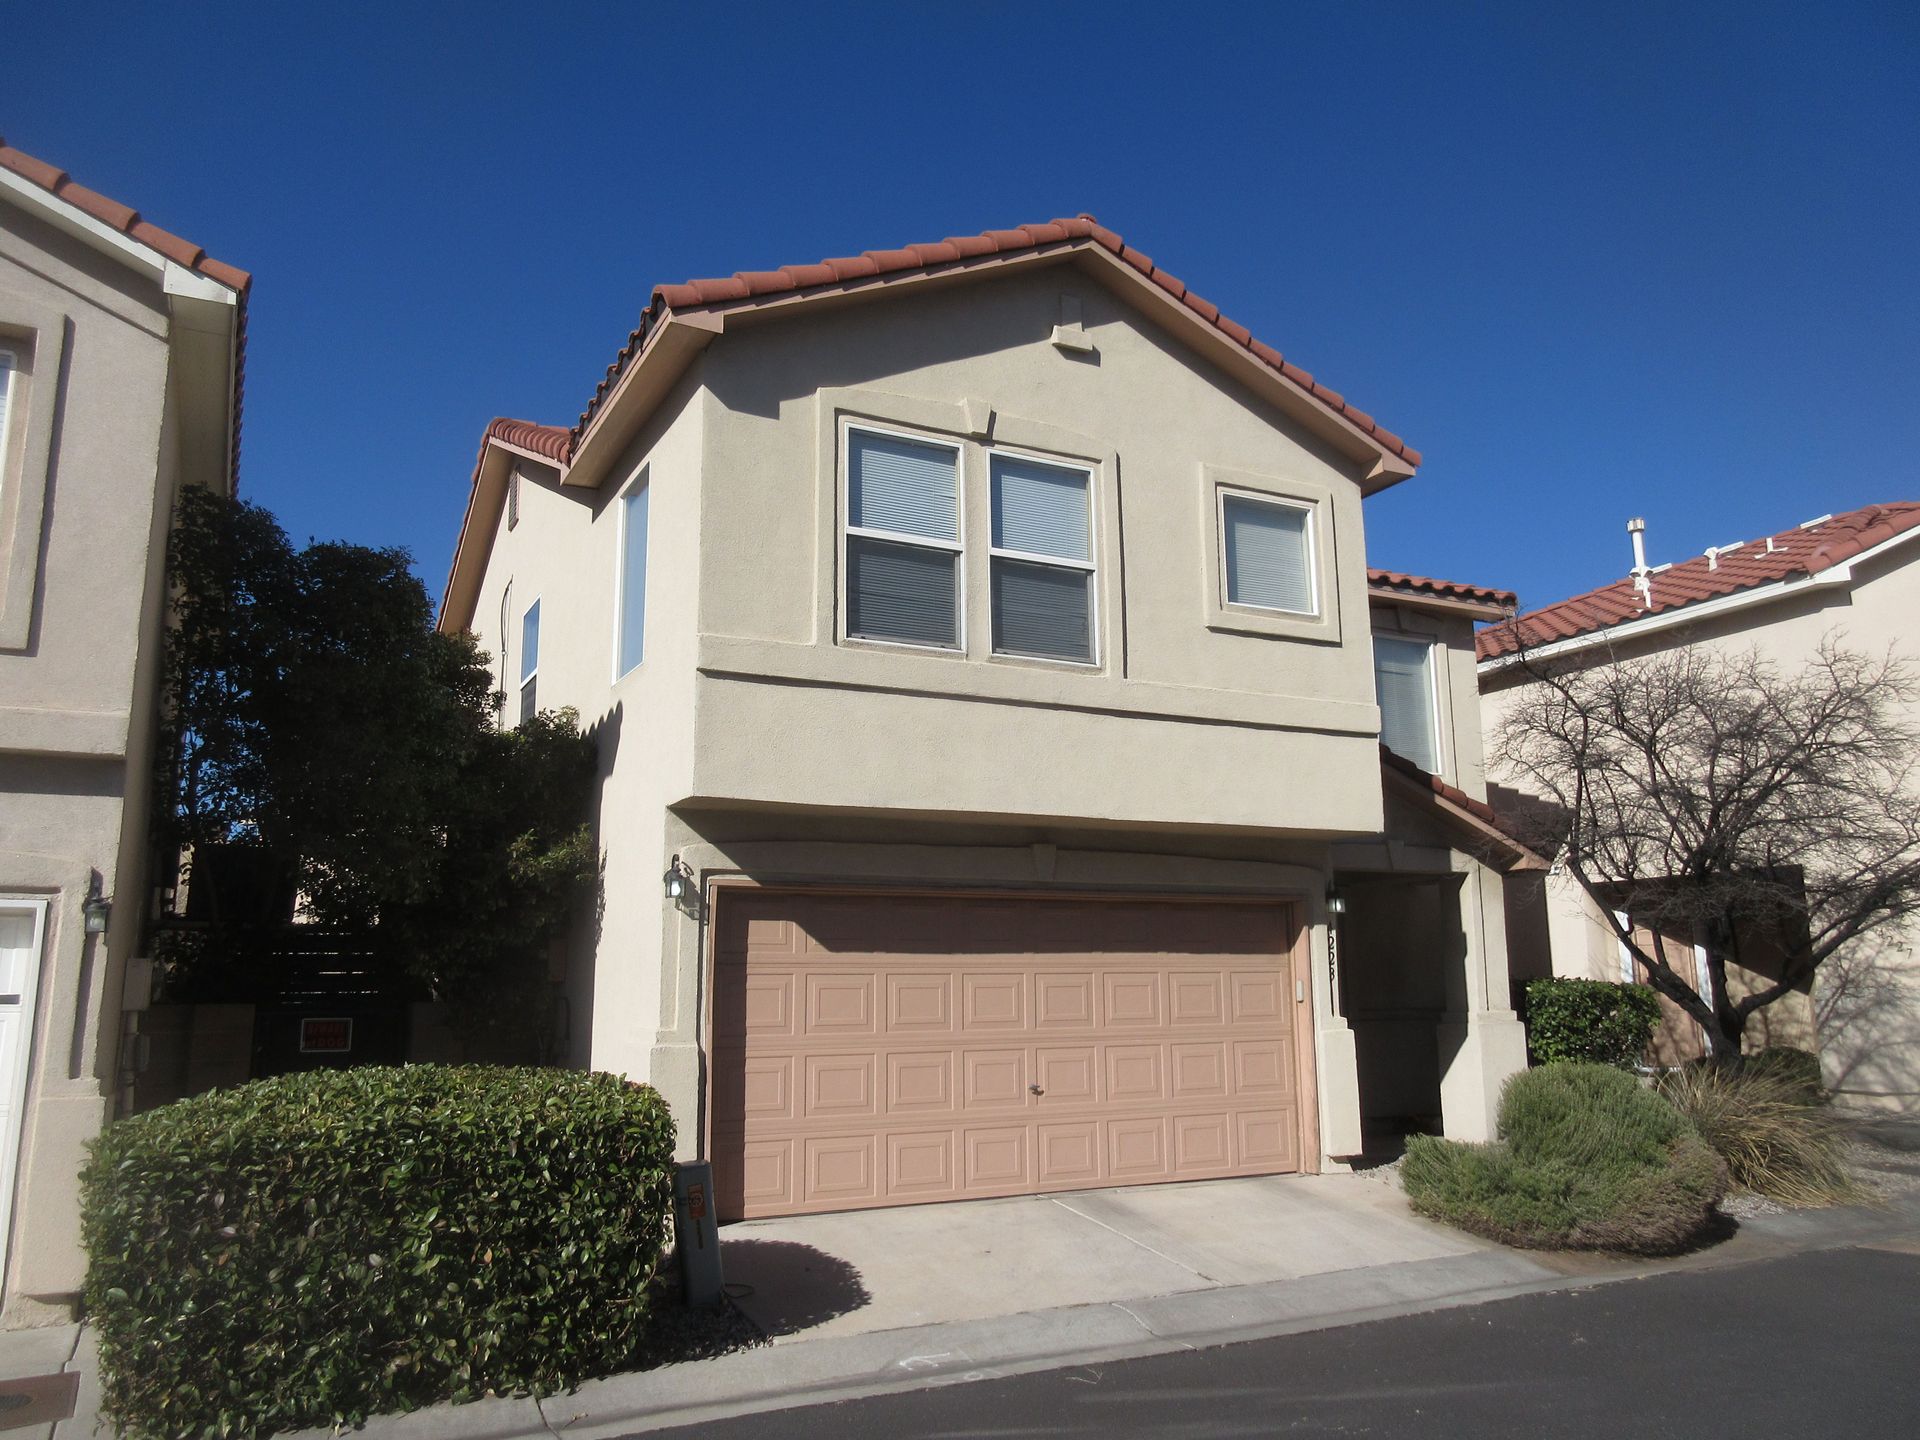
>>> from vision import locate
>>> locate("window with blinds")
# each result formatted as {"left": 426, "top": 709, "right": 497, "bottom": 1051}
{"left": 0, "top": 352, "right": 13, "bottom": 510}
{"left": 616, "top": 474, "right": 649, "bottom": 677}
{"left": 518, "top": 598, "right": 541, "bottom": 725}
{"left": 1374, "top": 634, "right": 1440, "bottom": 774}
{"left": 1221, "top": 493, "right": 1315, "bottom": 615}
{"left": 844, "top": 427, "right": 963, "bottom": 648}
{"left": 989, "top": 453, "right": 1094, "bottom": 663}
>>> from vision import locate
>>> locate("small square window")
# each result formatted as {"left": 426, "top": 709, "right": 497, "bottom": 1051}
{"left": 1221, "top": 493, "right": 1316, "bottom": 615}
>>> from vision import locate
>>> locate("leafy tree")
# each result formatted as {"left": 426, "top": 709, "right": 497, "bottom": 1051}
{"left": 156, "top": 488, "right": 596, "bottom": 1055}
{"left": 1492, "top": 638, "right": 1920, "bottom": 1062}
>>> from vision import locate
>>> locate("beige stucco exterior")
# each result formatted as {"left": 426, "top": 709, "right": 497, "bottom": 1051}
{"left": 0, "top": 174, "right": 242, "bottom": 1322}
{"left": 449, "top": 254, "right": 1530, "bottom": 1180}
{"left": 1482, "top": 531, "right": 1920, "bottom": 1109}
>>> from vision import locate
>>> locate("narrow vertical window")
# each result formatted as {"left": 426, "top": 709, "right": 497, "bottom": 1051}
{"left": 843, "top": 427, "right": 962, "bottom": 648}
{"left": 616, "top": 472, "right": 649, "bottom": 677}
{"left": 0, "top": 351, "right": 15, "bottom": 509}
{"left": 506, "top": 465, "right": 520, "bottom": 530}
{"left": 1221, "top": 493, "right": 1316, "bottom": 615}
{"left": 1374, "top": 634, "right": 1440, "bottom": 773}
{"left": 518, "top": 598, "right": 541, "bottom": 724}
{"left": 989, "top": 453, "right": 1095, "bottom": 663}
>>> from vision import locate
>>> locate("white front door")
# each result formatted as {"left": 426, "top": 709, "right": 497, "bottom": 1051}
{"left": 0, "top": 902, "right": 47, "bottom": 1284}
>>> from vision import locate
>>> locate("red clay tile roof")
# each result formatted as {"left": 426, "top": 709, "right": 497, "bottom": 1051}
{"left": 0, "top": 136, "right": 250, "bottom": 487}
{"left": 1477, "top": 501, "right": 1920, "bottom": 662}
{"left": 1378, "top": 744, "right": 1545, "bottom": 870}
{"left": 1368, "top": 568, "right": 1516, "bottom": 610}
{"left": 485, "top": 417, "right": 572, "bottom": 464}
{"left": 572, "top": 216, "right": 1420, "bottom": 468}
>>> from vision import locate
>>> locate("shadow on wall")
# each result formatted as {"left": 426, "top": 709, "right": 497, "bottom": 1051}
{"left": 718, "top": 1238, "right": 872, "bottom": 1339}
{"left": 1816, "top": 932, "right": 1920, "bottom": 1110}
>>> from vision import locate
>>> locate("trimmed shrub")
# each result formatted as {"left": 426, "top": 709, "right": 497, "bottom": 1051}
{"left": 1403, "top": 1063, "right": 1727, "bottom": 1254}
{"left": 1524, "top": 977, "right": 1662, "bottom": 1068}
{"left": 82, "top": 1065, "right": 676, "bottom": 1439}
{"left": 1658, "top": 1063, "right": 1856, "bottom": 1206}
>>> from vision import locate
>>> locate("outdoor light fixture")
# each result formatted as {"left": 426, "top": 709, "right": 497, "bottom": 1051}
{"left": 663, "top": 856, "right": 696, "bottom": 903}
{"left": 1326, "top": 888, "right": 1347, "bottom": 916}
{"left": 83, "top": 875, "right": 113, "bottom": 935}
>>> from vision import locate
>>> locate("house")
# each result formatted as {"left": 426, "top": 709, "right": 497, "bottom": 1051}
{"left": 0, "top": 139, "right": 247, "bottom": 1323}
{"left": 438, "top": 217, "right": 1540, "bottom": 1221}
{"left": 1479, "top": 502, "right": 1920, "bottom": 1108}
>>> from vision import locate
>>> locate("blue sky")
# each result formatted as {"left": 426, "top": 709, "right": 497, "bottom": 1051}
{"left": 8, "top": 2, "right": 1917, "bottom": 615}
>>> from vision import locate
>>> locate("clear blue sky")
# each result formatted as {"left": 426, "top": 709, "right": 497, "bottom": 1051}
{"left": 9, "top": 2, "right": 1917, "bottom": 615}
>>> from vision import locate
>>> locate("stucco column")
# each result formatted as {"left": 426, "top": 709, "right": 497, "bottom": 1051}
{"left": 1436, "top": 863, "right": 1529, "bottom": 1143}
{"left": 1313, "top": 898, "right": 1364, "bottom": 1159}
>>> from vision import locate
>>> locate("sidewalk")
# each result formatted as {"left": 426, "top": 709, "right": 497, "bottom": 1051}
{"left": 9, "top": 1187, "right": 1916, "bottom": 1440}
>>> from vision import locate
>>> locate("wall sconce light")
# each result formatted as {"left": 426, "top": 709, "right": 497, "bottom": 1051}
{"left": 84, "top": 874, "right": 113, "bottom": 935}
{"left": 662, "top": 856, "right": 696, "bottom": 904}
{"left": 1326, "top": 888, "right": 1347, "bottom": 916}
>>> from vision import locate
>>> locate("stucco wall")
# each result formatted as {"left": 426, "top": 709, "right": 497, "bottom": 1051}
{"left": 1482, "top": 539, "right": 1920, "bottom": 1106}
{"left": 0, "top": 203, "right": 180, "bottom": 1320}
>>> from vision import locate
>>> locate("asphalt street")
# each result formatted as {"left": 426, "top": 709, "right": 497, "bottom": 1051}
{"left": 647, "top": 1245, "right": 1920, "bottom": 1439}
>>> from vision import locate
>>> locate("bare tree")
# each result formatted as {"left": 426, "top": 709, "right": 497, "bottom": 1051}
{"left": 1492, "top": 637, "right": 1920, "bottom": 1061}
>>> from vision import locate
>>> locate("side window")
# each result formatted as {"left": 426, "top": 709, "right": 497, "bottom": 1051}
{"left": 1220, "top": 492, "right": 1316, "bottom": 616}
{"left": 518, "top": 598, "right": 541, "bottom": 724}
{"left": 842, "top": 427, "right": 963, "bottom": 649}
{"left": 989, "top": 453, "right": 1095, "bottom": 663}
{"left": 506, "top": 465, "right": 520, "bottom": 530}
{"left": 615, "top": 472, "right": 649, "bottom": 678}
{"left": 0, "top": 350, "right": 15, "bottom": 508}
{"left": 1374, "top": 633, "right": 1440, "bottom": 773}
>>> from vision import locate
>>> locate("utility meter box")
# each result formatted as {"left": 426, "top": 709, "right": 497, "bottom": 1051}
{"left": 673, "top": 1161, "right": 724, "bottom": 1307}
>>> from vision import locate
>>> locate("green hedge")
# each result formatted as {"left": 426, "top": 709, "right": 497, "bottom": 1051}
{"left": 1525, "top": 977, "right": 1663, "bottom": 1068}
{"left": 1403, "top": 1063, "right": 1727, "bottom": 1254}
{"left": 82, "top": 1066, "right": 676, "bottom": 1439}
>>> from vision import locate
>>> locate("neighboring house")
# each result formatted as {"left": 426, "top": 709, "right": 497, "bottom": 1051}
{"left": 440, "top": 216, "right": 1540, "bottom": 1221}
{"left": 0, "top": 139, "right": 247, "bottom": 1322}
{"left": 1479, "top": 502, "right": 1920, "bottom": 1109}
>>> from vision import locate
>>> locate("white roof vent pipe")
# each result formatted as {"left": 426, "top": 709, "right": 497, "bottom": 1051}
{"left": 1627, "top": 517, "right": 1653, "bottom": 606}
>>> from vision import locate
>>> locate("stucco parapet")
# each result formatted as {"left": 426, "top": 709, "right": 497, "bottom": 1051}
{"left": 693, "top": 633, "right": 1381, "bottom": 737}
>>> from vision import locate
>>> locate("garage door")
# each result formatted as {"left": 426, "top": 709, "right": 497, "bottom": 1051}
{"left": 711, "top": 889, "right": 1309, "bottom": 1220}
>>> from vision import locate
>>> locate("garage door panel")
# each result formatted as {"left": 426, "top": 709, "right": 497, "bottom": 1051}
{"left": 713, "top": 891, "right": 1305, "bottom": 1220}
{"left": 1037, "top": 1121, "right": 1101, "bottom": 1184}
{"left": 962, "top": 972, "right": 1028, "bottom": 1029}
{"left": 962, "top": 1048, "right": 1029, "bottom": 1107}
{"left": 886, "top": 973, "right": 954, "bottom": 1032}
{"left": 803, "top": 1053, "right": 876, "bottom": 1118}
{"left": 886, "top": 1051, "right": 955, "bottom": 1113}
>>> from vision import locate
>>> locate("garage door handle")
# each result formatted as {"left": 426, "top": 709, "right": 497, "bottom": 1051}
{"left": 1029, "top": 1083, "right": 1044, "bottom": 1096}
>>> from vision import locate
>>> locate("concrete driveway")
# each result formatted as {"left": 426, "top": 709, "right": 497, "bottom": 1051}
{"left": 718, "top": 1171, "right": 1492, "bottom": 1341}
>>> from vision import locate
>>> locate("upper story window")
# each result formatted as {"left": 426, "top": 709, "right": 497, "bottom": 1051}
{"left": 1374, "top": 633, "right": 1440, "bottom": 774}
{"left": 518, "top": 598, "right": 541, "bottom": 724}
{"left": 1220, "top": 491, "right": 1316, "bottom": 616}
{"left": 989, "top": 453, "right": 1095, "bottom": 664}
{"left": 506, "top": 465, "right": 520, "bottom": 530}
{"left": 0, "top": 350, "right": 15, "bottom": 500}
{"left": 843, "top": 426, "right": 963, "bottom": 649}
{"left": 615, "top": 471, "right": 649, "bottom": 678}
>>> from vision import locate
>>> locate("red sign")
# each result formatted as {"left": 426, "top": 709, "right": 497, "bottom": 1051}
{"left": 299, "top": 1017, "right": 353, "bottom": 1054}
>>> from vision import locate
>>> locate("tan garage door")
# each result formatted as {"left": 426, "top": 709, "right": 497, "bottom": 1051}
{"left": 711, "top": 889, "right": 1309, "bottom": 1220}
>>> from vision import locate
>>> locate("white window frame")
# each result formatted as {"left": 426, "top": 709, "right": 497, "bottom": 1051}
{"left": 1372, "top": 631, "right": 1445, "bottom": 776}
{"left": 518, "top": 597, "right": 540, "bottom": 724}
{"left": 838, "top": 418, "right": 967, "bottom": 654}
{"left": 612, "top": 468, "right": 650, "bottom": 681}
{"left": 986, "top": 445, "right": 1099, "bottom": 667}
{"left": 1217, "top": 487, "right": 1320, "bottom": 619}
{"left": 0, "top": 897, "right": 49, "bottom": 1291}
